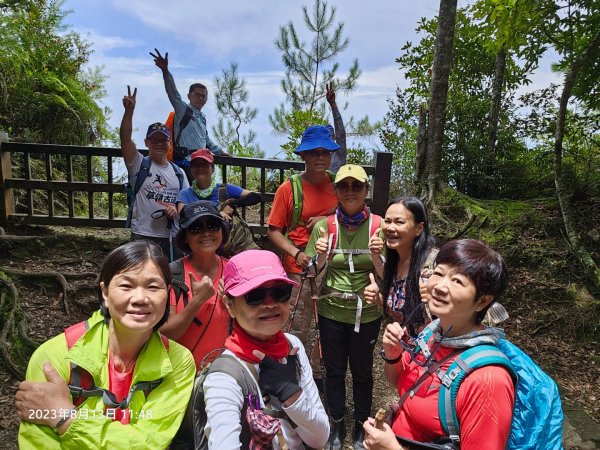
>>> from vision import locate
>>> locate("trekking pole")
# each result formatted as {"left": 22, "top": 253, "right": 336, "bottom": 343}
{"left": 309, "top": 269, "right": 328, "bottom": 413}
{"left": 285, "top": 256, "right": 316, "bottom": 333}
{"left": 167, "top": 217, "right": 174, "bottom": 262}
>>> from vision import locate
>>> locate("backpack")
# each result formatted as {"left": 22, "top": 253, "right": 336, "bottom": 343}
{"left": 166, "top": 106, "right": 194, "bottom": 164}
{"left": 64, "top": 320, "right": 168, "bottom": 411}
{"left": 288, "top": 171, "right": 336, "bottom": 232}
{"left": 325, "top": 213, "right": 382, "bottom": 267}
{"left": 217, "top": 183, "right": 260, "bottom": 257}
{"left": 124, "top": 156, "right": 185, "bottom": 228}
{"left": 410, "top": 320, "right": 564, "bottom": 449}
{"left": 170, "top": 353, "right": 258, "bottom": 450}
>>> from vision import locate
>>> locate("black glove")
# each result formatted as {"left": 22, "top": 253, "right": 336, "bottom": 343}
{"left": 258, "top": 353, "right": 302, "bottom": 403}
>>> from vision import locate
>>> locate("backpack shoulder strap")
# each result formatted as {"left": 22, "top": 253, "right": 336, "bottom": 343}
{"left": 326, "top": 214, "right": 337, "bottom": 259}
{"left": 326, "top": 170, "right": 335, "bottom": 182}
{"left": 170, "top": 258, "right": 202, "bottom": 327}
{"left": 174, "top": 106, "right": 194, "bottom": 147}
{"left": 135, "top": 156, "right": 153, "bottom": 196}
{"left": 288, "top": 175, "right": 303, "bottom": 232}
{"left": 65, "top": 320, "right": 89, "bottom": 349}
{"left": 65, "top": 320, "right": 97, "bottom": 407}
{"left": 437, "top": 344, "right": 516, "bottom": 441}
{"left": 168, "top": 161, "right": 185, "bottom": 190}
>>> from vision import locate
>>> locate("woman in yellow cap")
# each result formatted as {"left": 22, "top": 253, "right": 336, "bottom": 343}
{"left": 304, "top": 164, "right": 384, "bottom": 450}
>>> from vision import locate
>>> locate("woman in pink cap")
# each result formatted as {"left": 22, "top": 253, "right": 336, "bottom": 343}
{"left": 202, "top": 249, "right": 329, "bottom": 449}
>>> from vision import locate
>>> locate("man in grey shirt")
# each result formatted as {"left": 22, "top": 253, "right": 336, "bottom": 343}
{"left": 150, "top": 49, "right": 228, "bottom": 171}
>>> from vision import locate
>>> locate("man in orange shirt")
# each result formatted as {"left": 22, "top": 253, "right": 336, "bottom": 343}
{"left": 267, "top": 125, "right": 340, "bottom": 379}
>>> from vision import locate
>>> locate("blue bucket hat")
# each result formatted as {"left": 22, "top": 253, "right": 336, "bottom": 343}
{"left": 295, "top": 125, "right": 341, "bottom": 154}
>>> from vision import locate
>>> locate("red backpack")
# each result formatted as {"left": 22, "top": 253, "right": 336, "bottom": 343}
{"left": 325, "top": 213, "right": 382, "bottom": 272}
{"left": 64, "top": 320, "right": 168, "bottom": 410}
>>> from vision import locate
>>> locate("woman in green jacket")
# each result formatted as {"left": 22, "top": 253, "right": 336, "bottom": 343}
{"left": 16, "top": 241, "right": 196, "bottom": 449}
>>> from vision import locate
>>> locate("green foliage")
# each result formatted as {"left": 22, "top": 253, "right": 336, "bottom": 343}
{"left": 212, "top": 62, "right": 263, "bottom": 156}
{"left": 0, "top": 0, "right": 110, "bottom": 145}
{"left": 271, "top": 0, "right": 365, "bottom": 148}
{"left": 382, "top": 8, "right": 558, "bottom": 199}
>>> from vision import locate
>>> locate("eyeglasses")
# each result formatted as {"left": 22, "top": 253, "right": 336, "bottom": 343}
{"left": 244, "top": 284, "right": 293, "bottom": 306}
{"left": 335, "top": 181, "right": 365, "bottom": 192}
{"left": 189, "top": 92, "right": 207, "bottom": 98}
{"left": 187, "top": 219, "right": 221, "bottom": 233}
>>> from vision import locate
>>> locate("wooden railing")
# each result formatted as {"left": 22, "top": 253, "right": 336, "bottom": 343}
{"left": 0, "top": 139, "right": 392, "bottom": 234}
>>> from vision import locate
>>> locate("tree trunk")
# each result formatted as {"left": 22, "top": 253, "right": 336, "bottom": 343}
{"left": 415, "top": 104, "right": 428, "bottom": 186}
{"left": 485, "top": 46, "right": 507, "bottom": 178}
{"left": 554, "top": 32, "right": 600, "bottom": 290}
{"left": 423, "top": 0, "right": 458, "bottom": 204}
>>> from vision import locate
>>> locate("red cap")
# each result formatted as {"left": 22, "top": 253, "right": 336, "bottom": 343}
{"left": 190, "top": 148, "right": 214, "bottom": 164}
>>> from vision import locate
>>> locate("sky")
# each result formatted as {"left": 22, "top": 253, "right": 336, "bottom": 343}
{"left": 62, "top": 0, "right": 563, "bottom": 167}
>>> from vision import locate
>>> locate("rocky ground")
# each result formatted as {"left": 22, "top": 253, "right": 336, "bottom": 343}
{"left": 0, "top": 224, "right": 598, "bottom": 449}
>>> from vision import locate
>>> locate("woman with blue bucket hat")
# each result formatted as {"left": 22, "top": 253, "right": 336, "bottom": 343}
{"left": 267, "top": 125, "right": 340, "bottom": 382}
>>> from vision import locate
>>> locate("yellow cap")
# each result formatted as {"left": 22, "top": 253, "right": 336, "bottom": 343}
{"left": 334, "top": 164, "right": 368, "bottom": 183}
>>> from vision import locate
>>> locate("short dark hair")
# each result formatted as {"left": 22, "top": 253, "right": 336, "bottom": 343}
{"left": 98, "top": 241, "right": 171, "bottom": 330}
{"left": 435, "top": 239, "right": 508, "bottom": 323}
{"left": 189, "top": 83, "right": 207, "bottom": 94}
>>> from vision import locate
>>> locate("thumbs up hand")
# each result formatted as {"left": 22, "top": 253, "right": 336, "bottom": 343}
{"left": 189, "top": 272, "right": 215, "bottom": 308}
{"left": 315, "top": 226, "right": 329, "bottom": 255}
{"left": 16, "top": 362, "right": 76, "bottom": 429}
{"left": 369, "top": 227, "right": 384, "bottom": 255}
{"left": 364, "top": 272, "right": 382, "bottom": 306}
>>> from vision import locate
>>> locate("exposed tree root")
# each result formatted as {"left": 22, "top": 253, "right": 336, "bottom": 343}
{"left": 0, "top": 235, "right": 42, "bottom": 242}
{"left": 0, "top": 267, "right": 70, "bottom": 314}
{"left": 0, "top": 280, "right": 31, "bottom": 379}
{"left": 450, "top": 209, "right": 477, "bottom": 240}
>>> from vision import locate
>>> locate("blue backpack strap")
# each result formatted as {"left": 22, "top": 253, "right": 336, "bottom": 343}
{"left": 168, "top": 161, "right": 185, "bottom": 190}
{"left": 437, "top": 344, "right": 516, "bottom": 442}
{"left": 125, "top": 156, "right": 153, "bottom": 228}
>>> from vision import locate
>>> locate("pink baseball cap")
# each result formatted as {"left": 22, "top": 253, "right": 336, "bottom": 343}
{"left": 224, "top": 250, "right": 299, "bottom": 297}
{"left": 190, "top": 148, "right": 214, "bottom": 164}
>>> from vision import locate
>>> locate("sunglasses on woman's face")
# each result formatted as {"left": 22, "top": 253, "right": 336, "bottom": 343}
{"left": 244, "top": 284, "right": 293, "bottom": 306}
{"left": 187, "top": 218, "right": 221, "bottom": 234}
{"left": 335, "top": 181, "right": 365, "bottom": 192}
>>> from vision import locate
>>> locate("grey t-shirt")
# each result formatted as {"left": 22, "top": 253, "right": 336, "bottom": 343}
{"left": 126, "top": 152, "right": 189, "bottom": 238}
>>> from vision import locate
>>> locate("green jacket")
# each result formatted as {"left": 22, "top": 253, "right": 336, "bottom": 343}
{"left": 18, "top": 310, "right": 195, "bottom": 449}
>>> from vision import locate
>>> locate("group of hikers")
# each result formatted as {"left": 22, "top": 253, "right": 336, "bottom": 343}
{"left": 14, "top": 50, "right": 563, "bottom": 450}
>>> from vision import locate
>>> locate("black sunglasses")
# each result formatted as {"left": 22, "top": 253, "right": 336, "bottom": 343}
{"left": 244, "top": 284, "right": 293, "bottom": 306}
{"left": 187, "top": 218, "right": 221, "bottom": 234}
{"left": 335, "top": 181, "right": 365, "bottom": 192}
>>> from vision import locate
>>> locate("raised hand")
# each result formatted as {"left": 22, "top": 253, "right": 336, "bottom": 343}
{"left": 253, "top": 348, "right": 302, "bottom": 404}
{"left": 369, "top": 227, "right": 384, "bottom": 255}
{"left": 122, "top": 85, "right": 137, "bottom": 112}
{"left": 149, "top": 48, "right": 168, "bottom": 71}
{"left": 188, "top": 272, "right": 214, "bottom": 307}
{"left": 326, "top": 82, "right": 336, "bottom": 106}
{"left": 364, "top": 272, "right": 381, "bottom": 305}
{"left": 315, "top": 226, "right": 329, "bottom": 255}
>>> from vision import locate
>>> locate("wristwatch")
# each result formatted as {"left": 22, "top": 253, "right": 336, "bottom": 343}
{"left": 380, "top": 348, "right": 402, "bottom": 365}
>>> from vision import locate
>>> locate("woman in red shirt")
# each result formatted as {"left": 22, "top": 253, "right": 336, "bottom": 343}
{"left": 160, "top": 200, "right": 231, "bottom": 367}
{"left": 363, "top": 239, "right": 515, "bottom": 450}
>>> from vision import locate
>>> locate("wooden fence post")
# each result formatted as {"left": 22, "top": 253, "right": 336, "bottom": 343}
{"left": 0, "top": 133, "right": 14, "bottom": 226}
{"left": 371, "top": 151, "right": 393, "bottom": 216}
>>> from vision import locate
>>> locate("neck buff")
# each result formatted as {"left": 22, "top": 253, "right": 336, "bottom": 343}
{"left": 337, "top": 204, "right": 370, "bottom": 231}
{"left": 429, "top": 319, "right": 505, "bottom": 348}
{"left": 192, "top": 177, "right": 217, "bottom": 199}
{"left": 225, "top": 321, "right": 289, "bottom": 363}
